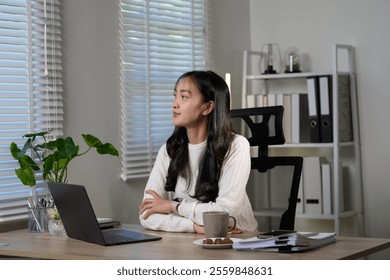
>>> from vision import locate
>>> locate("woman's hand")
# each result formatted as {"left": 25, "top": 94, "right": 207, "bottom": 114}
{"left": 193, "top": 223, "right": 204, "bottom": 233}
{"left": 193, "top": 223, "right": 242, "bottom": 234}
{"left": 228, "top": 227, "right": 242, "bottom": 234}
{"left": 139, "top": 190, "right": 172, "bottom": 219}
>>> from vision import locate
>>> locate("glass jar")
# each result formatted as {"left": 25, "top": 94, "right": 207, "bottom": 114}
{"left": 48, "top": 219, "right": 66, "bottom": 236}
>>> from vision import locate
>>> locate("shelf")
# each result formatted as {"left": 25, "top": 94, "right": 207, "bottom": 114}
{"left": 242, "top": 45, "right": 363, "bottom": 236}
{"left": 254, "top": 209, "right": 358, "bottom": 220}
{"left": 271, "top": 142, "right": 355, "bottom": 149}
{"left": 296, "top": 210, "right": 358, "bottom": 220}
{"left": 246, "top": 72, "right": 330, "bottom": 80}
{"left": 247, "top": 71, "right": 351, "bottom": 80}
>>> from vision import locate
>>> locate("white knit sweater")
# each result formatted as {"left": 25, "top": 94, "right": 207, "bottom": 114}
{"left": 139, "top": 134, "right": 258, "bottom": 232}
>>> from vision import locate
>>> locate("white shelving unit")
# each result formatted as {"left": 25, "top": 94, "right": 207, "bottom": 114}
{"left": 241, "top": 45, "right": 364, "bottom": 236}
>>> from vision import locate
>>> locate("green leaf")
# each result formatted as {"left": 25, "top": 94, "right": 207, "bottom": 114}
{"left": 43, "top": 153, "right": 55, "bottom": 179}
{"left": 56, "top": 137, "right": 79, "bottom": 158}
{"left": 35, "top": 143, "right": 47, "bottom": 150}
{"left": 56, "top": 157, "right": 70, "bottom": 171}
{"left": 10, "top": 142, "right": 21, "bottom": 159}
{"left": 45, "top": 139, "right": 58, "bottom": 150}
{"left": 19, "top": 138, "right": 33, "bottom": 156}
{"left": 82, "top": 134, "right": 119, "bottom": 156}
{"left": 96, "top": 143, "right": 119, "bottom": 156}
{"left": 23, "top": 131, "right": 49, "bottom": 138}
{"left": 18, "top": 155, "right": 40, "bottom": 171}
{"left": 15, "top": 168, "right": 36, "bottom": 186}
{"left": 82, "top": 134, "right": 102, "bottom": 148}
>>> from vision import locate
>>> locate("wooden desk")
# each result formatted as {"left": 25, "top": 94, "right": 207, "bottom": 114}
{"left": 0, "top": 225, "right": 389, "bottom": 260}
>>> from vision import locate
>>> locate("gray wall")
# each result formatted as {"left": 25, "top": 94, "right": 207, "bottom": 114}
{"left": 62, "top": 0, "right": 390, "bottom": 258}
{"left": 62, "top": 0, "right": 147, "bottom": 224}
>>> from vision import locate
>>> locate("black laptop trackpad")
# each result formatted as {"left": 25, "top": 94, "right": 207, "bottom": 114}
{"left": 102, "top": 229, "right": 161, "bottom": 246}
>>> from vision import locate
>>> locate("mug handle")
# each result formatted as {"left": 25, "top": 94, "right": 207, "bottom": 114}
{"left": 228, "top": 216, "right": 236, "bottom": 230}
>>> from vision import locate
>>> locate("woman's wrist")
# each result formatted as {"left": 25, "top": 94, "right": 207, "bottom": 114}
{"left": 171, "top": 201, "right": 181, "bottom": 214}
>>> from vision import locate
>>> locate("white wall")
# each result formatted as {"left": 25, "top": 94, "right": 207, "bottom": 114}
{"left": 61, "top": 0, "right": 390, "bottom": 258}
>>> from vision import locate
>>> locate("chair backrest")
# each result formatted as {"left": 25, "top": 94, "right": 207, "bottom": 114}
{"left": 231, "top": 106, "right": 303, "bottom": 230}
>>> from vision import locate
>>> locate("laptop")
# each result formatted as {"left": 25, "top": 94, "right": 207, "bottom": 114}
{"left": 47, "top": 182, "right": 161, "bottom": 246}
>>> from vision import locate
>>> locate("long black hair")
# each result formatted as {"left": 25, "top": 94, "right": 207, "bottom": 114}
{"left": 165, "top": 70, "right": 234, "bottom": 202}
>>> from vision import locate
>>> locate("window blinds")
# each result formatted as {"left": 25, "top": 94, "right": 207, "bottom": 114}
{"left": 0, "top": 0, "right": 63, "bottom": 222}
{"left": 119, "top": 0, "right": 211, "bottom": 180}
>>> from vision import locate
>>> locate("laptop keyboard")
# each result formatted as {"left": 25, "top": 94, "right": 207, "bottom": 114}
{"left": 102, "top": 229, "right": 136, "bottom": 245}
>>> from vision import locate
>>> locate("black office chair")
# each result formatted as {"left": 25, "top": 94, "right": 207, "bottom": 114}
{"left": 231, "top": 105, "right": 303, "bottom": 230}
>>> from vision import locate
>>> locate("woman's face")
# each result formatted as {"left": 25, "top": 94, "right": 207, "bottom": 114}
{"left": 172, "top": 77, "right": 211, "bottom": 129}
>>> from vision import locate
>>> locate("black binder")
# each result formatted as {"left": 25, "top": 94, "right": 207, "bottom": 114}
{"left": 306, "top": 76, "right": 321, "bottom": 142}
{"left": 318, "top": 75, "right": 333, "bottom": 143}
{"left": 299, "top": 93, "right": 311, "bottom": 143}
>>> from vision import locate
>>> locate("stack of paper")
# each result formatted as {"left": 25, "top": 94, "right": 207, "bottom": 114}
{"left": 233, "top": 232, "right": 336, "bottom": 252}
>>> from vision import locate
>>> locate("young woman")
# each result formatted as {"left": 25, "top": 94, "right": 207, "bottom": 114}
{"left": 139, "top": 70, "right": 258, "bottom": 233}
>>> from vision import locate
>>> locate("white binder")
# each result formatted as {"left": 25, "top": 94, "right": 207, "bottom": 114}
{"left": 321, "top": 158, "right": 332, "bottom": 215}
{"left": 303, "top": 156, "right": 322, "bottom": 215}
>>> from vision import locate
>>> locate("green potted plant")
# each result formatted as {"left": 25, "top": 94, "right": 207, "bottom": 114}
{"left": 10, "top": 131, "right": 119, "bottom": 233}
{"left": 10, "top": 131, "right": 119, "bottom": 187}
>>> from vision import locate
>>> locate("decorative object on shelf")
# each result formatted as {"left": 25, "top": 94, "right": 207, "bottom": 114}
{"left": 284, "top": 47, "right": 301, "bottom": 73}
{"left": 260, "top": 43, "right": 281, "bottom": 74}
{"left": 10, "top": 131, "right": 119, "bottom": 232}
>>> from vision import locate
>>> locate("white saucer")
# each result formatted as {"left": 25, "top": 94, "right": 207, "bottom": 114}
{"left": 193, "top": 237, "right": 242, "bottom": 249}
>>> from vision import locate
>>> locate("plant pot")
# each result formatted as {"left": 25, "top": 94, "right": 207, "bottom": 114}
{"left": 48, "top": 219, "right": 66, "bottom": 236}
